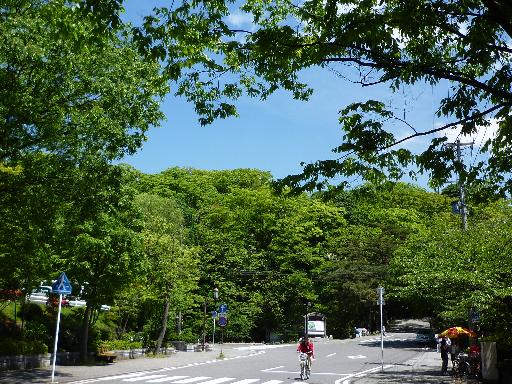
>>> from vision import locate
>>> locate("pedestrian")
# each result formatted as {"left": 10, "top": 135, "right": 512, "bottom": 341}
{"left": 440, "top": 336, "right": 449, "bottom": 374}
{"left": 450, "top": 338, "right": 459, "bottom": 365}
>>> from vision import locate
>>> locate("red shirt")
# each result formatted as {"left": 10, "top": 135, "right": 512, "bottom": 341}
{"left": 297, "top": 341, "right": 314, "bottom": 357}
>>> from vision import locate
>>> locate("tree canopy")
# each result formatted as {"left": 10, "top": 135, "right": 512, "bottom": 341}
{"left": 134, "top": 0, "right": 512, "bottom": 193}
{"left": 0, "top": 0, "right": 166, "bottom": 164}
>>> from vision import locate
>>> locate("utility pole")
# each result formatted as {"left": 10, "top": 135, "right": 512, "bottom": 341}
{"left": 446, "top": 139, "right": 473, "bottom": 231}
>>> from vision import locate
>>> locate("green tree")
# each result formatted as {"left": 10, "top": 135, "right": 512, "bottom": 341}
{"left": 1, "top": 0, "right": 166, "bottom": 163}
{"left": 134, "top": 193, "right": 198, "bottom": 353}
{"left": 0, "top": 155, "right": 64, "bottom": 292}
{"left": 54, "top": 162, "right": 144, "bottom": 360}
{"left": 388, "top": 200, "right": 512, "bottom": 340}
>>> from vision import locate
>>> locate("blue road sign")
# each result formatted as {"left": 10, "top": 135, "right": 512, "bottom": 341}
{"left": 218, "top": 314, "right": 228, "bottom": 327}
{"left": 219, "top": 303, "right": 228, "bottom": 313}
{"left": 211, "top": 311, "right": 218, "bottom": 319}
{"left": 51, "top": 272, "right": 72, "bottom": 295}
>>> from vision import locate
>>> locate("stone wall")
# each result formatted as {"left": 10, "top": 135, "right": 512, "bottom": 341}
{"left": 0, "top": 353, "right": 51, "bottom": 370}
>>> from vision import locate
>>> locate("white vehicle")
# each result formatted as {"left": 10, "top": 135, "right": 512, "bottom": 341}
{"left": 68, "top": 298, "right": 87, "bottom": 307}
{"left": 28, "top": 284, "right": 110, "bottom": 310}
{"left": 28, "top": 286, "right": 52, "bottom": 304}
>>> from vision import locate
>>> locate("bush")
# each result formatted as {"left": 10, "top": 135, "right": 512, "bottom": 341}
{"left": 96, "top": 339, "right": 142, "bottom": 351}
{"left": 0, "top": 338, "right": 48, "bottom": 356}
{"left": 20, "top": 303, "right": 44, "bottom": 322}
{"left": 166, "top": 329, "right": 197, "bottom": 344}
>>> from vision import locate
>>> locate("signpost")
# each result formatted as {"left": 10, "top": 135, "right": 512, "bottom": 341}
{"left": 51, "top": 272, "right": 72, "bottom": 383}
{"left": 211, "top": 311, "right": 218, "bottom": 345}
{"left": 377, "top": 286, "right": 385, "bottom": 372}
{"left": 218, "top": 304, "right": 228, "bottom": 354}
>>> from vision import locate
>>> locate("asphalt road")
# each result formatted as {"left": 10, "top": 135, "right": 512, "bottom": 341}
{"left": 57, "top": 332, "right": 426, "bottom": 384}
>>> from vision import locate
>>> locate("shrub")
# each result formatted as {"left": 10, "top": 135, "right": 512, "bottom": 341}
{"left": 0, "top": 338, "right": 48, "bottom": 356}
{"left": 96, "top": 339, "right": 142, "bottom": 351}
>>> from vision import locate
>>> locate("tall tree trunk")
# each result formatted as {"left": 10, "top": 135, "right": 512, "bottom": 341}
{"left": 80, "top": 305, "right": 92, "bottom": 361}
{"left": 155, "top": 298, "right": 169, "bottom": 354}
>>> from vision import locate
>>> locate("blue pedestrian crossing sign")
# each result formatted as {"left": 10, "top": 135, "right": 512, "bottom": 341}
{"left": 52, "top": 272, "right": 72, "bottom": 295}
{"left": 219, "top": 303, "right": 228, "bottom": 314}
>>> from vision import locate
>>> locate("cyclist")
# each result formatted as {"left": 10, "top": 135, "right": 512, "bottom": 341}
{"left": 297, "top": 335, "right": 315, "bottom": 368}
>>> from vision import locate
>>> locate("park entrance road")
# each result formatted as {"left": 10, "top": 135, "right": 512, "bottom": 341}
{"left": 64, "top": 333, "right": 427, "bottom": 384}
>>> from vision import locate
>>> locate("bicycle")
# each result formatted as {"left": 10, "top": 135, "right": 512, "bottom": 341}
{"left": 298, "top": 352, "right": 311, "bottom": 380}
{"left": 452, "top": 352, "right": 481, "bottom": 379}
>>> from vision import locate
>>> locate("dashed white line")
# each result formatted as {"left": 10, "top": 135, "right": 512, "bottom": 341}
{"left": 261, "top": 366, "right": 284, "bottom": 372}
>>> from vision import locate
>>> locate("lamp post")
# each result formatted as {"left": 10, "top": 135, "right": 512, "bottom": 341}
{"left": 304, "top": 302, "right": 311, "bottom": 337}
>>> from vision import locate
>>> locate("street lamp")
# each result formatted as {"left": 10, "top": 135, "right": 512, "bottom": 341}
{"left": 304, "top": 302, "right": 311, "bottom": 337}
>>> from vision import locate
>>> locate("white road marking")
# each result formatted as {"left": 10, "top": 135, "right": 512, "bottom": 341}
{"left": 196, "top": 378, "right": 236, "bottom": 384}
{"left": 88, "top": 372, "right": 152, "bottom": 381}
{"left": 260, "top": 381, "right": 283, "bottom": 384}
{"left": 147, "top": 376, "right": 189, "bottom": 383}
{"left": 235, "top": 344, "right": 290, "bottom": 351}
{"left": 262, "top": 367, "right": 349, "bottom": 376}
{"left": 336, "top": 364, "right": 395, "bottom": 384}
{"left": 67, "top": 352, "right": 266, "bottom": 384}
{"left": 172, "top": 377, "right": 212, "bottom": 383}
{"left": 347, "top": 355, "right": 366, "bottom": 359}
{"left": 123, "top": 376, "right": 167, "bottom": 382}
{"left": 261, "top": 366, "right": 284, "bottom": 372}
{"left": 326, "top": 353, "right": 336, "bottom": 358}
{"left": 229, "top": 379, "right": 260, "bottom": 384}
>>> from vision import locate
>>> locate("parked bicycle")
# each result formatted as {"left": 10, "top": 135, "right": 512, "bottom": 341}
{"left": 452, "top": 352, "right": 481, "bottom": 379}
{"left": 298, "top": 352, "right": 311, "bottom": 380}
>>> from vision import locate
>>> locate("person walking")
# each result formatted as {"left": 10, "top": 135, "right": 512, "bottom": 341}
{"left": 440, "top": 336, "right": 450, "bottom": 374}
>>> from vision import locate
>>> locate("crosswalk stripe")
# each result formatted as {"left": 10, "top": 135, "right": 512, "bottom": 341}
{"left": 96, "top": 372, "right": 151, "bottom": 381}
{"left": 123, "top": 375, "right": 167, "bottom": 382}
{"left": 194, "top": 378, "right": 235, "bottom": 384}
{"left": 261, "top": 381, "right": 283, "bottom": 384}
{"left": 230, "top": 379, "right": 260, "bottom": 384}
{"left": 146, "top": 376, "right": 190, "bottom": 383}
{"left": 172, "top": 377, "right": 212, "bottom": 383}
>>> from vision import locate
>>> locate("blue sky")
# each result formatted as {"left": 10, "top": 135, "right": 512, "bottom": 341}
{"left": 120, "top": 1, "right": 488, "bottom": 187}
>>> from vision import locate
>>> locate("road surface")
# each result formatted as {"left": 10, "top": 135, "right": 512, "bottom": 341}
{"left": 64, "top": 332, "right": 426, "bottom": 384}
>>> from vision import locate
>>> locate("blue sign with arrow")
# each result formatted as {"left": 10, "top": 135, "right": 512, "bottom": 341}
{"left": 219, "top": 303, "right": 228, "bottom": 314}
{"left": 51, "top": 272, "right": 72, "bottom": 295}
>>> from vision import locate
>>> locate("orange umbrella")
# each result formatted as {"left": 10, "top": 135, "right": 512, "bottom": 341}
{"left": 439, "top": 326, "right": 476, "bottom": 338}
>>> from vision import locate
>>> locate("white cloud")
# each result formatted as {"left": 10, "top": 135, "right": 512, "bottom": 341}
{"left": 439, "top": 118, "right": 498, "bottom": 146}
{"left": 225, "top": 10, "right": 253, "bottom": 29}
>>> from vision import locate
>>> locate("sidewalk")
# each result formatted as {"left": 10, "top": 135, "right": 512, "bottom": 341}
{"left": 354, "top": 350, "right": 479, "bottom": 384}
